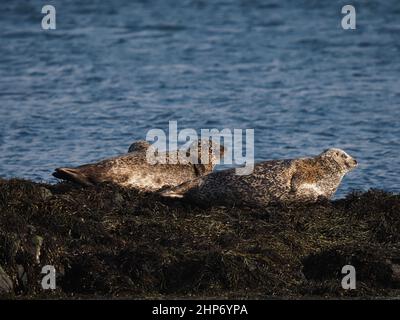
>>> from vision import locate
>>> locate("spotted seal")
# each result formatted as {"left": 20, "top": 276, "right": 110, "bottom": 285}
{"left": 52, "top": 139, "right": 224, "bottom": 191}
{"left": 160, "top": 148, "right": 358, "bottom": 206}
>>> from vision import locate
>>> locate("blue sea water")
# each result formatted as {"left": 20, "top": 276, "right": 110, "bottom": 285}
{"left": 0, "top": 0, "right": 399, "bottom": 198}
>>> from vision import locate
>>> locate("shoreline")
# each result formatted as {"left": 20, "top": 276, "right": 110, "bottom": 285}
{"left": 0, "top": 178, "right": 399, "bottom": 299}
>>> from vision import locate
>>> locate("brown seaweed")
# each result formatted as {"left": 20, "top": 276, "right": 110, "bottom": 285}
{"left": 0, "top": 178, "right": 399, "bottom": 299}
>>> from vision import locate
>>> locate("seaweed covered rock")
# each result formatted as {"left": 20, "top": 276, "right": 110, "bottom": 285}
{"left": 0, "top": 178, "right": 399, "bottom": 299}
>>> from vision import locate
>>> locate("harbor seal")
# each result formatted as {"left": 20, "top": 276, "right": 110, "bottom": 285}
{"left": 52, "top": 139, "right": 224, "bottom": 191}
{"left": 128, "top": 140, "right": 151, "bottom": 153}
{"left": 160, "top": 148, "right": 358, "bottom": 207}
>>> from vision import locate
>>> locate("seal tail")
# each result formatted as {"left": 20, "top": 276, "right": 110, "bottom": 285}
{"left": 52, "top": 168, "right": 93, "bottom": 186}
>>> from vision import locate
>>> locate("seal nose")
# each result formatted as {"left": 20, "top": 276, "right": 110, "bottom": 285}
{"left": 353, "top": 159, "right": 358, "bottom": 166}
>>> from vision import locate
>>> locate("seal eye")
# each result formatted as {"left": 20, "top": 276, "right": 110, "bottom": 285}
{"left": 341, "top": 154, "right": 346, "bottom": 159}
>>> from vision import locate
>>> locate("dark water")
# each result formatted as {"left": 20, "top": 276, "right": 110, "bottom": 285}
{"left": 0, "top": 0, "right": 399, "bottom": 197}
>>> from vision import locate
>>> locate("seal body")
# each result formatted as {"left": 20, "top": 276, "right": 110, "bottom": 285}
{"left": 160, "top": 148, "right": 358, "bottom": 207}
{"left": 53, "top": 140, "right": 224, "bottom": 191}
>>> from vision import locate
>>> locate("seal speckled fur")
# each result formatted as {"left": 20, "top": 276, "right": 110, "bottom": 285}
{"left": 160, "top": 148, "right": 358, "bottom": 207}
{"left": 53, "top": 140, "right": 224, "bottom": 191}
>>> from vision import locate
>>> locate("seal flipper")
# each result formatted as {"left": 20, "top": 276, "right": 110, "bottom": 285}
{"left": 290, "top": 170, "right": 323, "bottom": 201}
{"left": 52, "top": 168, "right": 93, "bottom": 187}
{"left": 159, "top": 178, "right": 203, "bottom": 198}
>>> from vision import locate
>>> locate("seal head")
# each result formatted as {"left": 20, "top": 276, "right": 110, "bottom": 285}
{"left": 128, "top": 140, "right": 151, "bottom": 153}
{"left": 318, "top": 148, "right": 358, "bottom": 173}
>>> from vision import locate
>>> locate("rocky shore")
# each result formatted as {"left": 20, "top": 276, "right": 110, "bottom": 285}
{"left": 0, "top": 178, "right": 399, "bottom": 299}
